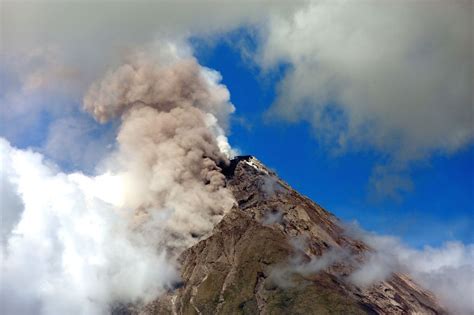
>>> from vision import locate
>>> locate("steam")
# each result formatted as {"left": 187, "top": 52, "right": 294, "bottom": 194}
{"left": 1, "top": 43, "right": 236, "bottom": 314}
{"left": 260, "top": 175, "right": 283, "bottom": 198}
{"left": 261, "top": 209, "right": 284, "bottom": 226}
{"left": 269, "top": 236, "right": 350, "bottom": 288}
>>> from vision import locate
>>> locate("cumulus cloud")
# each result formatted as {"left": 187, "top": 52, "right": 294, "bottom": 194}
{"left": 1, "top": 4, "right": 244, "bottom": 308}
{"left": 258, "top": 0, "right": 473, "bottom": 197}
{"left": 0, "top": 139, "right": 179, "bottom": 314}
{"left": 1, "top": 1, "right": 302, "bottom": 96}
{"left": 2, "top": 0, "right": 471, "bottom": 196}
{"left": 0, "top": 145, "right": 24, "bottom": 244}
{"left": 1, "top": 1, "right": 301, "bottom": 55}
{"left": 1, "top": 2, "right": 472, "bottom": 313}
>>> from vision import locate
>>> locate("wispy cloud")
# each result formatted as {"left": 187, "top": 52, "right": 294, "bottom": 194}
{"left": 345, "top": 223, "right": 474, "bottom": 315}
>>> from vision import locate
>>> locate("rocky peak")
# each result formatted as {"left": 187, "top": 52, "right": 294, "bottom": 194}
{"left": 139, "top": 156, "right": 446, "bottom": 315}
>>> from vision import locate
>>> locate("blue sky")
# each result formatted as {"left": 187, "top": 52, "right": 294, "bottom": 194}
{"left": 191, "top": 33, "right": 474, "bottom": 248}
{"left": 1, "top": 3, "right": 473, "bottom": 314}
{"left": 1, "top": 1, "right": 472, "bottom": 250}
{"left": 1, "top": 26, "right": 472, "bottom": 249}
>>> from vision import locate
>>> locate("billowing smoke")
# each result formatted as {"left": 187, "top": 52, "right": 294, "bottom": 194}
{"left": 0, "top": 43, "right": 236, "bottom": 314}
{"left": 83, "top": 44, "right": 236, "bottom": 251}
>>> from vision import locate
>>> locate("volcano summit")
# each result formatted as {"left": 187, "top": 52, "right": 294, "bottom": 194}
{"left": 123, "top": 156, "right": 446, "bottom": 315}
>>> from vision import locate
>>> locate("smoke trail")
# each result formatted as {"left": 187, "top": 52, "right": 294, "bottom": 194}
{"left": 1, "top": 43, "right": 236, "bottom": 314}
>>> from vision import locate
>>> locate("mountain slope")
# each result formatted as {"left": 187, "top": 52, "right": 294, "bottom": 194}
{"left": 139, "top": 156, "right": 445, "bottom": 315}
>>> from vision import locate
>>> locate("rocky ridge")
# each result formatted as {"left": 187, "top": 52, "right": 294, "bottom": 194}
{"left": 138, "top": 156, "right": 445, "bottom": 315}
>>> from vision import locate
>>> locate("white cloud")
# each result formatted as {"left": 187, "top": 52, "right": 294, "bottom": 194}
{"left": 258, "top": 0, "right": 473, "bottom": 197}
{"left": 0, "top": 144, "right": 24, "bottom": 244}
{"left": 269, "top": 226, "right": 474, "bottom": 314}
{"left": 1, "top": 1, "right": 303, "bottom": 85}
{"left": 0, "top": 1, "right": 303, "bottom": 169}
{"left": 0, "top": 0, "right": 308, "bottom": 172}
{"left": 346, "top": 225, "right": 474, "bottom": 315}
{"left": 0, "top": 138, "right": 179, "bottom": 314}
{"left": 2, "top": 0, "right": 471, "bottom": 196}
{"left": 1, "top": 3, "right": 472, "bottom": 313}
{"left": 0, "top": 39, "right": 239, "bottom": 315}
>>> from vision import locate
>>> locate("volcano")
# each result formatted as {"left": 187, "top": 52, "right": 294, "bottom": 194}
{"left": 130, "top": 156, "right": 445, "bottom": 315}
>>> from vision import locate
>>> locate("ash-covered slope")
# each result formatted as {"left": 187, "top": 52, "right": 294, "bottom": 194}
{"left": 140, "top": 156, "right": 445, "bottom": 315}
